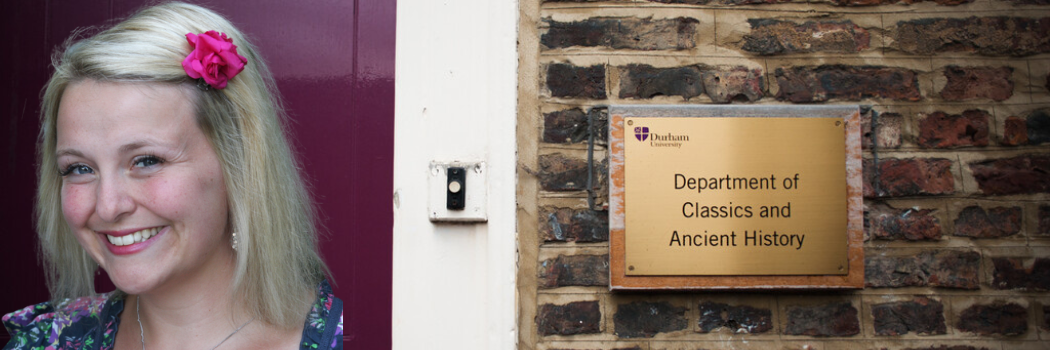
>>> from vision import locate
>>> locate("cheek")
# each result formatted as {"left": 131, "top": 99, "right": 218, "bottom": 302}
{"left": 143, "top": 170, "right": 227, "bottom": 230}
{"left": 61, "top": 184, "right": 93, "bottom": 228}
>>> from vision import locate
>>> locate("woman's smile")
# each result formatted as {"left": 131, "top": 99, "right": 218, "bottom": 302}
{"left": 97, "top": 226, "right": 168, "bottom": 255}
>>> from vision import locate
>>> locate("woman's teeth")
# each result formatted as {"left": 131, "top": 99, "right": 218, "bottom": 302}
{"left": 107, "top": 227, "right": 160, "bottom": 246}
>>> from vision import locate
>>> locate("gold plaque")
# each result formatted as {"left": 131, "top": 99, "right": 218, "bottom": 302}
{"left": 624, "top": 117, "right": 848, "bottom": 275}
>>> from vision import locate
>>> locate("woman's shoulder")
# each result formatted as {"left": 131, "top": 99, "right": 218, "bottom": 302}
{"left": 3, "top": 294, "right": 119, "bottom": 350}
{"left": 301, "top": 280, "right": 343, "bottom": 349}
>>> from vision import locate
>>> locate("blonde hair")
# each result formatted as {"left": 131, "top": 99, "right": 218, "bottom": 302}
{"left": 37, "top": 2, "right": 329, "bottom": 328}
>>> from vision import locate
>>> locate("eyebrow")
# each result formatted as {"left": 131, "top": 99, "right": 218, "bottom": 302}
{"left": 118, "top": 140, "right": 158, "bottom": 154}
{"left": 55, "top": 140, "right": 162, "bottom": 158}
{"left": 55, "top": 148, "right": 86, "bottom": 158}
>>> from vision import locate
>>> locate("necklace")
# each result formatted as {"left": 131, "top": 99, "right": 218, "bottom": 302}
{"left": 136, "top": 296, "right": 255, "bottom": 350}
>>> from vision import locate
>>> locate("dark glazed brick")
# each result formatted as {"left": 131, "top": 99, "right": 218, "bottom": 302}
{"left": 863, "top": 158, "right": 955, "bottom": 198}
{"left": 894, "top": 344, "right": 982, "bottom": 346}
{"left": 619, "top": 64, "right": 703, "bottom": 100}
{"left": 551, "top": 348, "right": 643, "bottom": 350}
{"left": 614, "top": 301, "right": 689, "bottom": 338}
{"left": 867, "top": 203, "right": 942, "bottom": 241}
{"left": 1044, "top": 305, "right": 1050, "bottom": 331}
{"left": 783, "top": 302, "right": 860, "bottom": 337}
{"left": 541, "top": 208, "right": 609, "bottom": 243}
{"left": 547, "top": 63, "right": 606, "bottom": 99}
{"left": 865, "top": 250, "right": 980, "bottom": 289}
{"left": 1027, "top": 108, "right": 1050, "bottom": 145}
{"left": 872, "top": 297, "right": 947, "bottom": 336}
{"left": 969, "top": 155, "right": 1050, "bottom": 195}
{"left": 862, "top": 112, "right": 903, "bottom": 150}
{"left": 1002, "top": 116, "right": 1028, "bottom": 146}
{"left": 992, "top": 257, "right": 1050, "bottom": 291}
{"left": 536, "top": 301, "right": 602, "bottom": 335}
{"left": 775, "top": 65, "right": 921, "bottom": 103}
{"left": 953, "top": 206, "right": 1022, "bottom": 238}
{"left": 701, "top": 66, "right": 764, "bottom": 103}
{"left": 838, "top": 0, "right": 972, "bottom": 4}
{"left": 538, "top": 154, "right": 591, "bottom": 191}
{"left": 696, "top": 301, "right": 773, "bottom": 334}
{"left": 940, "top": 66, "right": 1013, "bottom": 102}
{"left": 645, "top": 0, "right": 713, "bottom": 4}
{"left": 543, "top": 107, "right": 608, "bottom": 144}
{"left": 742, "top": 19, "right": 870, "bottom": 55}
{"left": 538, "top": 254, "right": 609, "bottom": 288}
{"left": 542, "top": 17, "right": 698, "bottom": 50}
{"left": 1040, "top": 206, "right": 1050, "bottom": 236}
{"left": 918, "top": 110, "right": 990, "bottom": 148}
{"left": 893, "top": 17, "right": 1050, "bottom": 56}
{"left": 957, "top": 302, "right": 1028, "bottom": 336}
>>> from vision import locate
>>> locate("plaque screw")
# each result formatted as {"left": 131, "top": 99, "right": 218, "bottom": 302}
{"left": 835, "top": 121, "right": 841, "bottom": 126}
{"left": 627, "top": 120, "right": 633, "bottom": 126}
{"left": 628, "top": 265, "right": 635, "bottom": 271}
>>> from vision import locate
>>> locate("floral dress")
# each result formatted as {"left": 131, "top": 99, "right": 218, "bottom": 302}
{"left": 2, "top": 281, "right": 343, "bottom": 350}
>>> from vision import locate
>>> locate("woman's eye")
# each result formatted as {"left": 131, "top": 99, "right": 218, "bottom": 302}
{"left": 133, "top": 155, "right": 163, "bottom": 168}
{"left": 60, "top": 164, "right": 94, "bottom": 176}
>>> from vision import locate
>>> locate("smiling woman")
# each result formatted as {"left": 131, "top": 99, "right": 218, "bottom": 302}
{"left": 3, "top": 3, "right": 341, "bottom": 350}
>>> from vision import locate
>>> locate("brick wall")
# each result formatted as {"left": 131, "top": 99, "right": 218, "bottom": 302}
{"left": 517, "top": 0, "right": 1050, "bottom": 349}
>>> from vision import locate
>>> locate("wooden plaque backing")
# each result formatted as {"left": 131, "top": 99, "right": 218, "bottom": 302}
{"left": 608, "top": 105, "right": 865, "bottom": 290}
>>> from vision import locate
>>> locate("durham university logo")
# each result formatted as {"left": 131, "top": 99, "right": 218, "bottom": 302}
{"left": 634, "top": 126, "right": 649, "bottom": 141}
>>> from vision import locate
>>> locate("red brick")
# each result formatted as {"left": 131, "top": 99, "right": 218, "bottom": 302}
{"left": 700, "top": 66, "right": 764, "bottom": 103}
{"left": 864, "top": 158, "right": 955, "bottom": 198}
{"left": 940, "top": 66, "right": 1013, "bottom": 102}
{"left": 872, "top": 297, "right": 947, "bottom": 336}
{"left": 783, "top": 302, "right": 860, "bottom": 337}
{"left": 547, "top": 63, "right": 607, "bottom": 99}
{"left": 865, "top": 250, "right": 980, "bottom": 289}
{"left": 614, "top": 301, "right": 689, "bottom": 338}
{"left": 776, "top": 65, "right": 921, "bottom": 103}
{"left": 542, "top": 17, "right": 698, "bottom": 50}
{"left": 957, "top": 302, "right": 1028, "bottom": 336}
{"left": 696, "top": 301, "right": 773, "bottom": 334}
{"left": 893, "top": 17, "right": 1050, "bottom": 56}
{"left": 619, "top": 64, "right": 703, "bottom": 100}
{"left": 862, "top": 112, "right": 903, "bottom": 150}
{"left": 992, "top": 258, "right": 1050, "bottom": 291}
{"left": 538, "top": 254, "right": 610, "bottom": 288}
{"left": 742, "top": 19, "right": 870, "bottom": 55}
{"left": 918, "top": 110, "right": 990, "bottom": 148}
{"left": 1002, "top": 116, "right": 1028, "bottom": 146}
{"left": 537, "top": 301, "right": 602, "bottom": 335}
{"left": 969, "top": 155, "right": 1050, "bottom": 195}
{"left": 540, "top": 207, "right": 609, "bottom": 243}
{"left": 867, "top": 203, "right": 943, "bottom": 241}
{"left": 953, "top": 206, "right": 1022, "bottom": 238}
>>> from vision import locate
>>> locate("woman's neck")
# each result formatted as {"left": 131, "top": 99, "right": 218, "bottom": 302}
{"left": 120, "top": 248, "right": 255, "bottom": 349}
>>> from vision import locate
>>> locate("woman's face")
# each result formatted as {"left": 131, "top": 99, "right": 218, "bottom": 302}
{"left": 56, "top": 80, "right": 231, "bottom": 294}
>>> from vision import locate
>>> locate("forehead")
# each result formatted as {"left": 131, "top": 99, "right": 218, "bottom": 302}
{"left": 56, "top": 80, "right": 198, "bottom": 148}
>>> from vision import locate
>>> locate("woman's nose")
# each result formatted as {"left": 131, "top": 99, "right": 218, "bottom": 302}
{"left": 95, "top": 174, "right": 135, "bottom": 222}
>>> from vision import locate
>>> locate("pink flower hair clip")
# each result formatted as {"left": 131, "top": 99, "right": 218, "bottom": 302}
{"left": 181, "top": 30, "right": 248, "bottom": 90}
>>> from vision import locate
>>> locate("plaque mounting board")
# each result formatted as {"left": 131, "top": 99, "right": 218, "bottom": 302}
{"left": 609, "top": 105, "right": 864, "bottom": 290}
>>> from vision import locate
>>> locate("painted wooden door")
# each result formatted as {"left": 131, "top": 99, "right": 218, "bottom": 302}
{"left": 0, "top": 1, "right": 394, "bottom": 348}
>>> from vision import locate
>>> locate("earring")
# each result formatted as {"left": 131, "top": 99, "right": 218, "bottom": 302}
{"left": 231, "top": 232, "right": 240, "bottom": 251}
